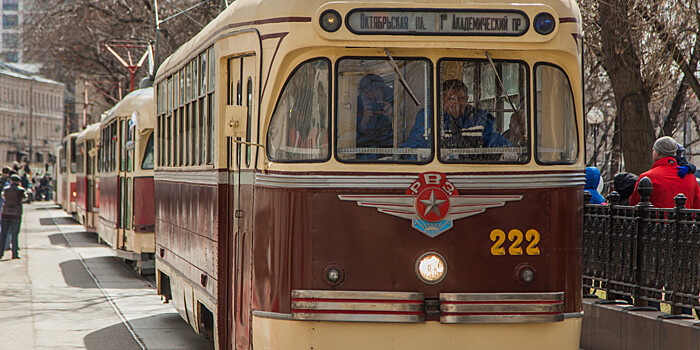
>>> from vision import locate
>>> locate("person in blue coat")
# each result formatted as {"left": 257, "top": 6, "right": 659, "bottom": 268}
{"left": 585, "top": 166, "right": 606, "bottom": 204}
{"left": 404, "top": 79, "right": 511, "bottom": 160}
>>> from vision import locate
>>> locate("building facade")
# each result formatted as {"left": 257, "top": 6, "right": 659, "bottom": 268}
{"left": 0, "top": 61, "right": 64, "bottom": 166}
{"left": 0, "top": 0, "right": 21, "bottom": 63}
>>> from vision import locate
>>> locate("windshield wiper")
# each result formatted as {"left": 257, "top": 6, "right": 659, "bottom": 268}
{"left": 384, "top": 48, "right": 420, "bottom": 106}
{"left": 485, "top": 50, "right": 519, "bottom": 112}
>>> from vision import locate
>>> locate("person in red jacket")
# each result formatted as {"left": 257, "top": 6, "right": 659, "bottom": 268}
{"left": 629, "top": 136, "right": 700, "bottom": 208}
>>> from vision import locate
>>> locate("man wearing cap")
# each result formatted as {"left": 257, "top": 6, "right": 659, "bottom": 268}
{"left": 356, "top": 74, "right": 394, "bottom": 156}
{"left": 0, "top": 174, "right": 26, "bottom": 259}
{"left": 629, "top": 136, "right": 700, "bottom": 208}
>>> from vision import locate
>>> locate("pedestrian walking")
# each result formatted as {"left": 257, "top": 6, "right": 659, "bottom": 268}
{"left": 629, "top": 136, "right": 700, "bottom": 208}
{"left": 0, "top": 174, "right": 26, "bottom": 260}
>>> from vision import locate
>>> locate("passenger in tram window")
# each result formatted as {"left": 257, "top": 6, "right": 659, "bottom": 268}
{"left": 355, "top": 74, "right": 394, "bottom": 157}
{"left": 503, "top": 111, "right": 526, "bottom": 147}
{"left": 404, "top": 79, "right": 511, "bottom": 160}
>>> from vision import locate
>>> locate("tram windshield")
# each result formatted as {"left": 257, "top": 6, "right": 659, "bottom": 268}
{"left": 437, "top": 59, "right": 529, "bottom": 163}
{"left": 336, "top": 57, "right": 432, "bottom": 163}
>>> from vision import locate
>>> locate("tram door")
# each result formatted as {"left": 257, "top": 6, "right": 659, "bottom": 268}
{"left": 226, "top": 52, "right": 257, "bottom": 350}
{"left": 86, "top": 140, "right": 94, "bottom": 227}
{"left": 118, "top": 119, "right": 130, "bottom": 250}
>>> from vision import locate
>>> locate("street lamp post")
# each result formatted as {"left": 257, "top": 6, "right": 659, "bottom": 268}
{"left": 586, "top": 107, "right": 605, "bottom": 167}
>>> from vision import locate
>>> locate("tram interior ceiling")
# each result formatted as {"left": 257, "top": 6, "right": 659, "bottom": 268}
{"left": 583, "top": 189, "right": 700, "bottom": 316}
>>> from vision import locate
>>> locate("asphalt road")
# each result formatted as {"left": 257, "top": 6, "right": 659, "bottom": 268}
{"left": 0, "top": 202, "right": 214, "bottom": 350}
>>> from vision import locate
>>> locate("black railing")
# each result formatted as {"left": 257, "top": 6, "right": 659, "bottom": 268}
{"left": 583, "top": 177, "right": 700, "bottom": 316}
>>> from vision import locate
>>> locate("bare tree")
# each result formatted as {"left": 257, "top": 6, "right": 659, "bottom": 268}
{"left": 22, "top": 0, "right": 220, "bottom": 99}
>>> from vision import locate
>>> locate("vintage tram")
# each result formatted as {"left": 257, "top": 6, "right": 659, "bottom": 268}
{"left": 57, "top": 132, "right": 79, "bottom": 214}
{"left": 97, "top": 87, "right": 156, "bottom": 273}
{"left": 75, "top": 123, "right": 101, "bottom": 231}
{"left": 154, "top": 0, "right": 584, "bottom": 349}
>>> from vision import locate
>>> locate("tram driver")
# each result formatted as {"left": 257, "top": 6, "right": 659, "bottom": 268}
{"left": 404, "top": 79, "right": 514, "bottom": 160}
{"left": 356, "top": 74, "right": 394, "bottom": 158}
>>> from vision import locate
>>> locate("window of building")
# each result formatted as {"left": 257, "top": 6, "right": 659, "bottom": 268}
{"left": 2, "top": 0, "right": 18, "bottom": 11}
{"left": 2, "top": 14, "right": 18, "bottom": 28}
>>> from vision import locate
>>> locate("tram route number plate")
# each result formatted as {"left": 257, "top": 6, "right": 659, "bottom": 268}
{"left": 346, "top": 9, "right": 529, "bottom": 36}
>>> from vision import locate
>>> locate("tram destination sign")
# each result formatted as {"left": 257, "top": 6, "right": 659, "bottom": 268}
{"left": 346, "top": 9, "right": 529, "bottom": 36}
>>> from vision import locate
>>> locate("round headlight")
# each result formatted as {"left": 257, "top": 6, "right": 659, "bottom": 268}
{"left": 533, "top": 12, "right": 555, "bottom": 35}
{"left": 323, "top": 264, "right": 344, "bottom": 286}
{"left": 320, "top": 10, "right": 342, "bottom": 32}
{"left": 515, "top": 263, "right": 536, "bottom": 285}
{"left": 415, "top": 252, "right": 447, "bottom": 284}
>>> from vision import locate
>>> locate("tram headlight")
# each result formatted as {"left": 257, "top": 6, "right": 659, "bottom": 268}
{"left": 320, "top": 10, "right": 342, "bottom": 32}
{"left": 415, "top": 252, "right": 446, "bottom": 284}
{"left": 533, "top": 12, "right": 555, "bottom": 35}
{"left": 515, "top": 263, "right": 536, "bottom": 285}
{"left": 323, "top": 264, "right": 345, "bottom": 286}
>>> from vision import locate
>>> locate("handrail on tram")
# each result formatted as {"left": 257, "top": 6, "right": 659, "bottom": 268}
{"left": 231, "top": 138, "right": 271, "bottom": 172}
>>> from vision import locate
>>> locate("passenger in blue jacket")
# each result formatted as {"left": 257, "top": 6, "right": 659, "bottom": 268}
{"left": 404, "top": 79, "right": 511, "bottom": 160}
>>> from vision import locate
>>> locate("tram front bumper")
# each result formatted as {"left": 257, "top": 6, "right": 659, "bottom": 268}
{"left": 252, "top": 314, "right": 582, "bottom": 350}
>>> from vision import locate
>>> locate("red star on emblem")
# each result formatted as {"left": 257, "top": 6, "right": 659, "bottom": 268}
{"left": 416, "top": 188, "right": 450, "bottom": 222}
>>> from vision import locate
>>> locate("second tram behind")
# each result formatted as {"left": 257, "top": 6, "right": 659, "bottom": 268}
{"left": 97, "top": 87, "right": 156, "bottom": 272}
{"left": 154, "top": 0, "right": 584, "bottom": 349}
{"left": 57, "top": 133, "right": 79, "bottom": 214}
{"left": 75, "top": 123, "right": 100, "bottom": 231}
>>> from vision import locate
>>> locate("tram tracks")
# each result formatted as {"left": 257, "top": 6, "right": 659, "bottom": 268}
{"left": 45, "top": 205, "right": 147, "bottom": 350}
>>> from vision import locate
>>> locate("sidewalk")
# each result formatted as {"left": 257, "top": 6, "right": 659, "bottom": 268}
{"left": 0, "top": 202, "right": 213, "bottom": 349}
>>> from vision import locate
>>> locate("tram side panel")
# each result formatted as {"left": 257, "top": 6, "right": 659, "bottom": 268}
{"left": 155, "top": 178, "right": 219, "bottom": 332}
{"left": 129, "top": 176, "right": 156, "bottom": 253}
{"left": 76, "top": 175, "right": 87, "bottom": 225}
{"left": 98, "top": 175, "right": 120, "bottom": 248}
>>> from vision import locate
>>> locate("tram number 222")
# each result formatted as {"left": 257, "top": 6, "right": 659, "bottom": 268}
{"left": 490, "top": 229, "right": 541, "bottom": 256}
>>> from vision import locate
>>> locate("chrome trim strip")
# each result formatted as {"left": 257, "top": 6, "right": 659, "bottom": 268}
{"left": 440, "top": 314, "right": 564, "bottom": 324}
{"left": 155, "top": 170, "right": 225, "bottom": 185}
{"left": 441, "top": 303, "right": 564, "bottom": 313}
{"left": 252, "top": 311, "right": 293, "bottom": 320}
{"left": 564, "top": 311, "right": 584, "bottom": 319}
{"left": 292, "top": 313, "right": 424, "bottom": 323}
{"left": 154, "top": 170, "right": 255, "bottom": 185}
{"left": 292, "top": 301, "right": 423, "bottom": 312}
{"left": 440, "top": 292, "right": 564, "bottom": 302}
{"left": 256, "top": 173, "right": 584, "bottom": 189}
{"left": 291, "top": 290, "right": 425, "bottom": 323}
{"left": 292, "top": 290, "right": 424, "bottom": 301}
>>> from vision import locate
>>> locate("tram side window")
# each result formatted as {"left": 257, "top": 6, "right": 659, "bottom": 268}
{"left": 59, "top": 147, "right": 66, "bottom": 173}
{"left": 142, "top": 132, "right": 154, "bottom": 170}
{"left": 437, "top": 59, "right": 529, "bottom": 163}
{"left": 335, "top": 57, "right": 432, "bottom": 163}
{"left": 76, "top": 143, "right": 84, "bottom": 174}
{"left": 268, "top": 58, "right": 330, "bottom": 162}
{"left": 534, "top": 64, "right": 578, "bottom": 164}
{"left": 207, "top": 46, "right": 215, "bottom": 165}
{"left": 70, "top": 136, "right": 77, "bottom": 173}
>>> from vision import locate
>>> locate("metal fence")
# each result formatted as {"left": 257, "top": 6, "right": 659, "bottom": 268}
{"left": 583, "top": 177, "right": 700, "bottom": 316}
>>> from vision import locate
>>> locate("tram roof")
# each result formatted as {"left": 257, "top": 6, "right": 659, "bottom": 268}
{"left": 76, "top": 123, "right": 100, "bottom": 143}
{"left": 102, "top": 87, "right": 155, "bottom": 132}
{"left": 62, "top": 132, "right": 79, "bottom": 142}
{"left": 156, "top": 0, "right": 581, "bottom": 80}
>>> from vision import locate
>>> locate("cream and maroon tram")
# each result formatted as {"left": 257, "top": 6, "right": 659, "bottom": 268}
{"left": 75, "top": 123, "right": 100, "bottom": 231}
{"left": 154, "top": 0, "right": 584, "bottom": 349}
{"left": 57, "top": 132, "right": 79, "bottom": 214}
{"left": 98, "top": 87, "right": 156, "bottom": 273}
